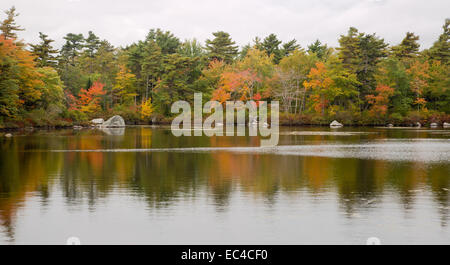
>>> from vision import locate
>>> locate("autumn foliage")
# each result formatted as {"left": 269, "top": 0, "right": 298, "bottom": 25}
{"left": 0, "top": 6, "right": 449, "bottom": 127}
{"left": 366, "top": 85, "right": 395, "bottom": 118}
{"left": 68, "top": 81, "right": 106, "bottom": 114}
{"left": 303, "top": 62, "right": 334, "bottom": 114}
{"left": 0, "top": 36, "right": 43, "bottom": 117}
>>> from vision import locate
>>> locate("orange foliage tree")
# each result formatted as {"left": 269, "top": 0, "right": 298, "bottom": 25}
{"left": 366, "top": 84, "right": 395, "bottom": 118}
{"left": 0, "top": 36, "right": 43, "bottom": 116}
{"left": 407, "top": 60, "right": 430, "bottom": 110}
{"left": 68, "top": 81, "right": 106, "bottom": 114}
{"left": 303, "top": 62, "right": 334, "bottom": 114}
{"left": 212, "top": 69, "right": 260, "bottom": 103}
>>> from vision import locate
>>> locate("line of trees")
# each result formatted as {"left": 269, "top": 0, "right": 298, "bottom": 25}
{"left": 0, "top": 6, "right": 449, "bottom": 127}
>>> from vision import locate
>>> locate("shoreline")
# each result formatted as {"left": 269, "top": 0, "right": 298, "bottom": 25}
{"left": 1, "top": 122, "right": 448, "bottom": 132}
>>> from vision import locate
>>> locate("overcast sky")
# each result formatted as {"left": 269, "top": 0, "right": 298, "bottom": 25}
{"left": 1, "top": 0, "right": 449, "bottom": 50}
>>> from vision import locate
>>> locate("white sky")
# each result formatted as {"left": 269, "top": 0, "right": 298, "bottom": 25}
{"left": 1, "top": 0, "right": 449, "bottom": 50}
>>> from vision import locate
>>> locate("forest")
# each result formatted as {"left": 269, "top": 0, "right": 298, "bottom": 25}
{"left": 0, "top": 6, "right": 449, "bottom": 128}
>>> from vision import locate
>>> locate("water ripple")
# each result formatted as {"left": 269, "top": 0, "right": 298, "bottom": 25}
{"left": 47, "top": 139, "right": 450, "bottom": 163}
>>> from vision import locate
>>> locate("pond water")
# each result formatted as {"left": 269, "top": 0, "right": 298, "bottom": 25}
{"left": 0, "top": 126, "right": 449, "bottom": 244}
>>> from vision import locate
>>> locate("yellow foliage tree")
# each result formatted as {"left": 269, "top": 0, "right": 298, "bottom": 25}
{"left": 113, "top": 65, "right": 138, "bottom": 105}
{"left": 141, "top": 98, "right": 153, "bottom": 120}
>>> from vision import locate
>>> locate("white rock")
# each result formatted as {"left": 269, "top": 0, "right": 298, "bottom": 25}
{"left": 430, "top": 123, "right": 438, "bottom": 128}
{"left": 387, "top": 124, "right": 394, "bottom": 128}
{"left": 415, "top": 122, "right": 421, "bottom": 128}
{"left": 330, "top": 120, "right": 343, "bottom": 128}
{"left": 73, "top": 126, "right": 83, "bottom": 130}
{"left": 100, "top": 115, "right": 125, "bottom": 128}
{"left": 443, "top": 122, "right": 450, "bottom": 128}
{"left": 91, "top": 118, "right": 104, "bottom": 125}
{"left": 5, "top": 133, "right": 12, "bottom": 137}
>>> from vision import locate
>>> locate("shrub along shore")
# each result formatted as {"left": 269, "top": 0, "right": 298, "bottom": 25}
{"left": 1, "top": 112, "right": 449, "bottom": 131}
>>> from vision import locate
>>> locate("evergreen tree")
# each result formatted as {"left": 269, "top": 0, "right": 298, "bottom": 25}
{"left": 59, "top": 33, "right": 85, "bottom": 96}
{"left": 391, "top": 32, "right": 420, "bottom": 59}
{"left": 205, "top": 31, "right": 238, "bottom": 64}
{"left": 154, "top": 54, "right": 199, "bottom": 114}
{"left": 30, "top": 32, "right": 58, "bottom": 67}
{"left": 60, "top": 33, "right": 85, "bottom": 65}
{"left": 178, "top": 39, "right": 204, "bottom": 58}
{"left": 141, "top": 40, "right": 163, "bottom": 101}
{"left": 262, "top": 33, "right": 282, "bottom": 63}
{"left": 281, "top": 39, "right": 300, "bottom": 57}
{"left": 84, "top": 31, "right": 101, "bottom": 58}
{"left": 0, "top": 6, "right": 24, "bottom": 40}
{"left": 358, "top": 33, "right": 388, "bottom": 95}
{"left": 239, "top": 44, "right": 251, "bottom": 59}
{"left": 307, "top": 39, "right": 329, "bottom": 60}
{"left": 92, "top": 40, "right": 117, "bottom": 94}
{"left": 253, "top": 36, "right": 263, "bottom": 50}
{"left": 338, "top": 27, "right": 388, "bottom": 106}
{"left": 337, "top": 27, "right": 361, "bottom": 72}
{"left": 127, "top": 41, "right": 145, "bottom": 82}
{"left": 146, "top": 28, "right": 180, "bottom": 54}
{"left": 428, "top": 19, "right": 450, "bottom": 64}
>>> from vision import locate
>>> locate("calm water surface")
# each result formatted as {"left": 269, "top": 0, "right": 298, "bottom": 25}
{"left": 0, "top": 126, "right": 449, "bottom": 244}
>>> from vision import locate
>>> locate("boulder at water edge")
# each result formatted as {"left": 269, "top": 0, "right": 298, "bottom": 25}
{"left": 5, "top": 133, "right": 12, "bottom": 137}
{"left": 416, "top": 122, "right": 421, "bottom": 128}
{"left": 387, "top": 124, "right": 394, "bottom": 128}
{"left": 430, "top": 123, "right": 438, "bottom": 128}
{"left": 330, "top": 120, "right": 343, "bottom": 128}
{"left": 101, "top": 115, "right": 125, "bottom": 128}
{"left": 444, "top": 122, "right": 450, "bottom": 128}
{"left": 91, "top": 118, "right": 104, "bottom": 125}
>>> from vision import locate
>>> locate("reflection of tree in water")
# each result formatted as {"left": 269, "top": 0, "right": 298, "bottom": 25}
{"left": 0, "top": 127, "right": 449, "bottom": 241}
{"left": 428, "top": 164, "right": 450, "bottom": 227}
{"left": 0, "top": 135, "right": 62, "bottom": 241}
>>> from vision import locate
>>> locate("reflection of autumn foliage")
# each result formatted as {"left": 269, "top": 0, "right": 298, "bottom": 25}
{"left": 1, "top": 129, "right": 449, "bottom": 240}
{"left": 0, "top": 147, "right": 58, "bottom": 239}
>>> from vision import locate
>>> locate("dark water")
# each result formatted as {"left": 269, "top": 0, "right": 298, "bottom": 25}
{"left": 0, "top": 126, "right": 449, "bottom": 244}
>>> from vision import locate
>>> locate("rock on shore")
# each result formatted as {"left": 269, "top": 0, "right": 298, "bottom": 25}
{"left": 91, "top": 118, "right": 104, "bottom": 125}
{"left": 330, "top": 120, "right": 343, "bottom": 128}
{"left": 100, "top": 115, "right": 125, "bottom": 128}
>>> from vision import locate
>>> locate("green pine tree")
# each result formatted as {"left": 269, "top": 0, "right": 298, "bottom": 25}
{"left": 0, "top": 6, "right": 24, "bottom": 40}
{"left": 391, "top": 32, "right": 420, "bottom": 59}
{"left": 30, "top": 32, "right": 59, "bottom": 67}
{"left": 428, "top": 19, "right": 450, "bottom": 64}
{"left": 205, "top": 31, "right": 238, "bottom": 64}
